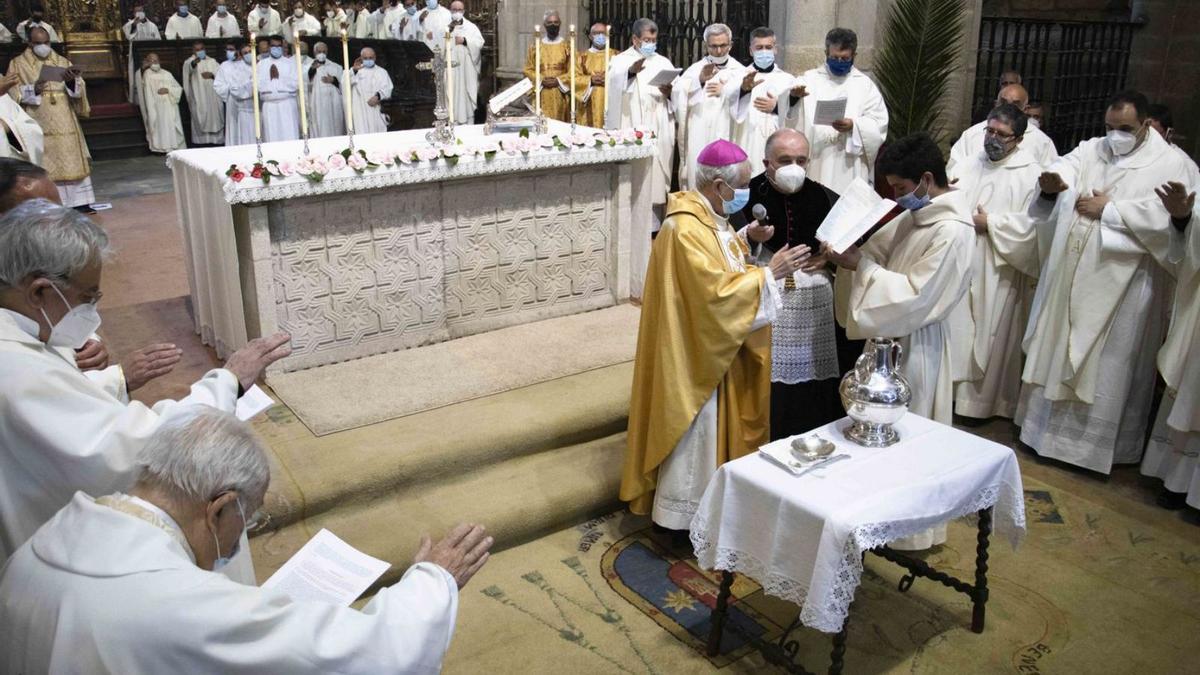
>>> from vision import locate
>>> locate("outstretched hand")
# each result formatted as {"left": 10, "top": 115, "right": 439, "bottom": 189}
{"left": 414, "top": 523, "right": 493, "bottom": 589}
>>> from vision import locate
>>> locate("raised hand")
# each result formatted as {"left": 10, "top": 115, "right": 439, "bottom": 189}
{"left": 1038, "top": 171, "right": 1067, "bottom": 194}
{"left": 740, "top": 68, "right": 758, "bottom": 93}
{"left": 122, "top": 343, "right": 184, "bottom": 392}
{"left": 1155, "top": 181, "right": 1195, "bottom": 220}
{"left": 768, "top": 243, "right": 812, "bottom": 280}
{"left": 414, "top": 523, "right": 493, "bottom": 589}
{"left": 628, "top": 57, "right": 645, "bottom": 75}
{"left": 223, "top": 332, "right": 292, "bottom": 390}
{"left": 699, "top": 62, "right": 717, "bottom": 84}
{"left": 790, "top": 83, "right": 808, "bottom": 99}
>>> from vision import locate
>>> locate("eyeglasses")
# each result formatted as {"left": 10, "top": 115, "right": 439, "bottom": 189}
{"left": 983, "top": 127, "right": 1016, "bottom": 140}
{"left": 706, "top": 42, "right": 732, "bottom": 52}
{"left": 246, "top": 509, "right": 272, "bottom": 532}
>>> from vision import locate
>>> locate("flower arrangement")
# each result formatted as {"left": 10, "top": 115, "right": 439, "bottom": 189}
{"left": 224, "top": 128, "right": 655, "bottom": 186}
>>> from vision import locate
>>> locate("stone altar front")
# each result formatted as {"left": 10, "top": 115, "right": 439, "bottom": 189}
{"left": 167, "top": 122, "right": 655, "bottom": 371}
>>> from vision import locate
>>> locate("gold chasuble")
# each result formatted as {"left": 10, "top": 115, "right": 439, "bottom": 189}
{"left": 578, "top": 48, "right": 615, "bottom": 128}
{"left": 7, "top": 49, "right": 91, "bottom": 182}
{"left": 621, "top": 191, "right": 772, "bottom": 515}
{"left": 523, "top": 40, "right": 584, "bottom": 122}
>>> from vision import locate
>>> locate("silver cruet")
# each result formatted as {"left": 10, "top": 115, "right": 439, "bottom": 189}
{"left": 838, "top": 337, "right": 912, "bottom": 447}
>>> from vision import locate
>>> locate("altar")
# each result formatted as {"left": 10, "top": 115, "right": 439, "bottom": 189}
{"left": 166, "top": 122, "right": 656, "bottom": 371}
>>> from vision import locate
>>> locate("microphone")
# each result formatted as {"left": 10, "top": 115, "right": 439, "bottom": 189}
{"left": 750, "top": 204, "right": 768, "bottom": 259}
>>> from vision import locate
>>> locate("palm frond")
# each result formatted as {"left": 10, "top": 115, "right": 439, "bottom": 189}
{"left": 874, "top": 0, "right": 967, "bottom": 143}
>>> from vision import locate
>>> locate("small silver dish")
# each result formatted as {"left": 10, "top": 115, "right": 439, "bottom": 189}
{"left": 790, "top": 435, "right": 836, "bottom": 463}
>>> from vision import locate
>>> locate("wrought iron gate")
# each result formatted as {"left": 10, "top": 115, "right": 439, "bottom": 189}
{"left": 585, "top": 0, "right": 768, "bottom": 67}
{"left": 973, "top": 17, "right": 1136, "bottom": 152}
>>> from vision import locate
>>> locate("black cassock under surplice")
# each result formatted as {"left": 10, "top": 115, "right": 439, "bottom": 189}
{"left": 738, "top": 172, "right": 864, "bottom": 440}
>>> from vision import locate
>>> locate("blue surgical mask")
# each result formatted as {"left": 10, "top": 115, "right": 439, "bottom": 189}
{"left": 827, "top": 57, "right": 852, "bottom": 77}
{"left": 362, "top": 58, "right": 375, "bottom": 68}
{"left": 243, "top": 52, "right": 253, "bottom": 64}
{"left": 752, "top": 50, "right": 775, "bottom": 70}
{"left": 896, "top": 177, "right": 932, "bottom": 211}
{"left": 211, "top": 498, "right": 247, "bottom": 572}
{"left": 178, "top": 5, "right": 189, "bottom": 16}
{"left": 270, "top": 45, "right": 283, "bottom": 59}
{"left": 592, "top": 34, "right": 606, "bottom": 49}
{"left": 226, "top": 49, "right": 237, "bottom": 61}
{"left": 719, "top": 183, "right": 751, "bottom": 215}
{"left": 217, "top": 5, "right": 227, "bottom": 13}
{"left": 425, "top": 0, "right": 438, "bottom": 8}
{"left": 637, "top": 42, "right": 656, "bottom": 58}
{"left": 196, "top": 50, "right": 207, "bottom": 60}
{"left": 406, "top": 4, "right": 417, "bottom": 14}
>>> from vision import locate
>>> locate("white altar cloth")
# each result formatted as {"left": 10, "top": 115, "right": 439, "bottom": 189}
{"left": 690, "top": 414, "right": 1026, "bottom": 633}
{"left": 166, "top": 122, "right": 656, "bottom": 357}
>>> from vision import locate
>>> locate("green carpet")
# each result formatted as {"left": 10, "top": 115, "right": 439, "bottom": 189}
{"left": 442, "top": 475, "right": 1200, "bottom": 674}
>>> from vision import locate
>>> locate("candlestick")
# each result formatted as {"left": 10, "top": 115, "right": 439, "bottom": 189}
{"left": 534, "top": 25, "right": 541, "bottom": 118}
{"left": 341, "top": 27, "right": 354, "bottom": 142}
{"left": 293, "top": 30, "right": 309, "bottom": 153}
{"left": 444, "top": 30, "right": 453, "bottom": 123}
{"left": 569, "top": 25, "right": 576, "bottom": 130}
{"left": 603, "top": 25, "right": 610, "bottom": 127}
{"left": 250, "top": 32, "right": 262, "bottom": 158}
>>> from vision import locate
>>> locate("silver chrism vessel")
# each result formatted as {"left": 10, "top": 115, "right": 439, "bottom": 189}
{"left": 839, "top": 338, "right": 912, "bottom": 447}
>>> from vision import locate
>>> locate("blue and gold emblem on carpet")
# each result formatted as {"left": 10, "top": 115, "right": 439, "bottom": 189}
{"left": 600, "top": 529, "right": 782, "bottom": 666}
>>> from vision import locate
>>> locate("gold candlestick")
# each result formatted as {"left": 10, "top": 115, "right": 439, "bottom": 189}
{"left": 533, "top": 25, "right": 541, "bottom": 118}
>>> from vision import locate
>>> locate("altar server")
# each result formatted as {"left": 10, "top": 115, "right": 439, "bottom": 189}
{"left": 138, "top": 54, "right": 187, "bottom": 153}
{"left": 350, "top": 47, "right": 392, "bottom": 133}
{"left": 827, "top": 133, "right": 974, "bottom": 549}
{"left": 788, "top": 28, "right": 888, "bottom": 193}
{"left": 732, "top": 27, "right": 797, "bottom": 179}
{"left": 951, "top": 104, "right": 1044, "bottom": 421}
{"left": 606, "top": 18, "right": 676, "bottom": 228}
{"left": 206, "top": 3, "right": 241, "bottom": 37}
{"left": 0, "top": 200, "right": 293, "bottom": 560}
{"left": 1141, "top": 183, "right": 1200, "bottom": 509}
{"left": 622, "top": 140, "right": 810, "bottom": 530}
{"left": 248, "top": 0, "right": 283, "bottom": 36}
{"left": 324, "top": 1, "right": 351, "bottom": 36}
{"left": 1018, "top": 91, "right": 1195, "bottom": 475}
{"left": 15, "top": 6, "right": 58, "bottom": 43}
{"left": 214, "top": 44, "right": 255, "bottom": 146}
{"left": 673, "top": 23, "right": 742, "bottom": 190}
{"left": 0, "top": 406, "right": 494, "bottom": 674}
{"left": 948, "top": 84, "right": 1057, "bottom": 171}
{"left": 286, "top": 1, "right": 322, "bottom": 36}
{"left": 257, "top": 36, "right": 301, "bottom": 142}
{"left": 0, "top": 74, "right": 43, "bottom": 165}
{"left": 123, "top": 4, "right": 162, "bottom": 40}
{"left": 165, "top": 1, "right": 204, "bottom": 40}
{"left": 183, "top": 41, "right": 225, "bottom": 145}
{"left": 442, "top": 1, "right": 482, "bottom": 125}
{"left": 307, "top": 41, "right": 345, "bottom": 137}
{"left": 578, "top": 22, "right": 616, "bottom": 128}
{"left": 7, "top": 28, "right": 95, "bottom": 209}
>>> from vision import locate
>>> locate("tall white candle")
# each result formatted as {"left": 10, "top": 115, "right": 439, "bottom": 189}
{"left": 534, "top": 25, "right": 541, "bottom": 117}
{"left": 250, "top": 33, "right": 261, "bottom": 141}
{"left": 294, "top": 30, "right": 308, "bottom": 139}
{"left": 569, "top": 25, "right": 576, "bottom": 124}
{"left": 445, "top": 30, "right": 453, "bottom": 122}
{"left": 341, "top": 28, "right": 353, "bottom": 134}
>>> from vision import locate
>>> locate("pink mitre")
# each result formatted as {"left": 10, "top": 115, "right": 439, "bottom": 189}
{"left": 696, "top": 139, "right": 748, "bottom": 167}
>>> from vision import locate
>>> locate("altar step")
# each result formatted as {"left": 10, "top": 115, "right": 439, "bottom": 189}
{"left": 83, "top": 106, "right": 151, "bottom": 160}
{"left": 249, "top": 361, "right": 634, "bottom": 588}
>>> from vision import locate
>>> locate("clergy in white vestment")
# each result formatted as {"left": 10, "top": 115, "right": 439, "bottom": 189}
{"left": 0, "top": 75, "right": 43, "bottom": 165}
{"left": 1017, "top": 90, "right": 1196, "bottom": 475}
{"left": 948, "top": 84, "right": 1058, "bottom": 172}
{"left": 182, "top": 41, "right": 225, "bottom": 145}
{"left": 0, "top": 406, "right": 495, "bottom": 674}
{"left": 286, "top": 1, "right": 323, "bottom": 36}
{"left": 15, "top": 7, "right": 59, "bottom": 43}
{"left": 828, "top": 133, "right": 975, "bottom": 550}
{"left": 0, "top": 23, "right": 11, "bottom": 42}
{"left": 950, "top": 103, "right": 1045, "bottom": 421}
{"left": 165, "top": 2, "right": 204, "bottom": 40}
{"left": 138, "top": 54, "right": 187, "bottom": 154}
{"left": 214, "top": 44, "right": 255, "bottom": 146}
{"left": 352, "top": 0, "right": 378, "bottom": 38}
{"left": 1141, "top": 183, "right": 1200, "bottom": 509}
{"left": 393, "top": 0, "right": 421, "bottom": 40}
{"left": 0, "top": 199, "right": 293, "bottom": 562}
{"left": 1147, "top": 103, "right": 1200, "bottom": 187}
{"left": 323, "top": 1, "right": 351, "bottom": 36}
{"left": 257, "top": 37, "right": 301, "bottom": 142}
{"left": 350, "top": 47, "right": 393, "bottom": 133}
{"left": 788, "top": 28, "right": 888, "bottom": 193}
{"left": 417, "top": 0, "right": 452, "bottom": 47}
{"left": 622, "top": 140, "right": 811, "bottom": 529}
{"left": 442, "top": 1, "right": 483, "bottom": 125}
{"left": 606, "top": 18, "right": 677, "bottom": 230}
{"left": 732, "top": 27, "right": 799, "bottom": 179}
{"left": 307, "top": 42, "right": 345, "bottom": 137}
{"left": 380, "top": 0, "right": 406, "bottom": 38}
{"left": 206, "top": 4, "right": 241, "bottom": 38}
{"left": 122, "top": 5, "right": 162, "bottom": 41}
{"left": 248, "top": 0, "right": 283, "bottom": 36}
{"left": 672, "top": 23, "right": 742, "bottom": 191}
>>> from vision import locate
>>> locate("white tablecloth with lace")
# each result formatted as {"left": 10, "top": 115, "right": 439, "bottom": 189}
{"left": 164, "top": 121, "right": 656, "bottom": 358}
{"left": 689, "top": 413, "right": 1026, "bottom": 633}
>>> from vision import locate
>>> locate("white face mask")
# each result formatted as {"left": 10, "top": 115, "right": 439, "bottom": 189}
{"left": 1106, "top": 129, "right": 1138, "bottom": 156}
{"left": 450, "top": 10, "right": 463, "bottom": 21}
{"left": 135, "top": 11, "right": 146, "bottom": 19}
{"left": 316, "top": 52, "right": 327, "bottom": 61}
{"left": 1028, "top": 117, "right": 1041, "bottom": 129}
{"left": 294, "top": 8, "right": 305, "bottom": 17}
{"left": 770, "top": 163, "right": 807, "bottom": 194}
{"left": 211, "top": 498, "right": 247, "bottom": 571}
{"left": 707, "top": 53, "right": 729, "bottom": 66}
{"left": 39, "top": 283, "right": 102, "bottom": 350}
{"left": 32, "top": 44, "right": 52, "bottom": 59}
{"left": 150, "top": 63, "right": 162, "bottom": 71}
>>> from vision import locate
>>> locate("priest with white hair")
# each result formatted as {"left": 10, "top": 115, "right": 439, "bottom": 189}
{"left": 0, "top": 199, "right": 292, "bottom": 563}
{"left": 0, "top": 406, "right": 494, "bottom": 673}
{"left": 307, "top": 41, "right": 345, "bottom": 137}
{"left": 673, "top": 22, "right": 742, "bottom": 190}
{"left": 350, "top": 46, "right": 392, "bottom": 133}
{"left": 443, "top": 0, "right": 483, "bottom": 125}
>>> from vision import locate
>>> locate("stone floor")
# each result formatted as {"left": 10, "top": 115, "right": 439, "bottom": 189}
{"left": 90, "top": 155, "right": 175, "bottom": 202}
